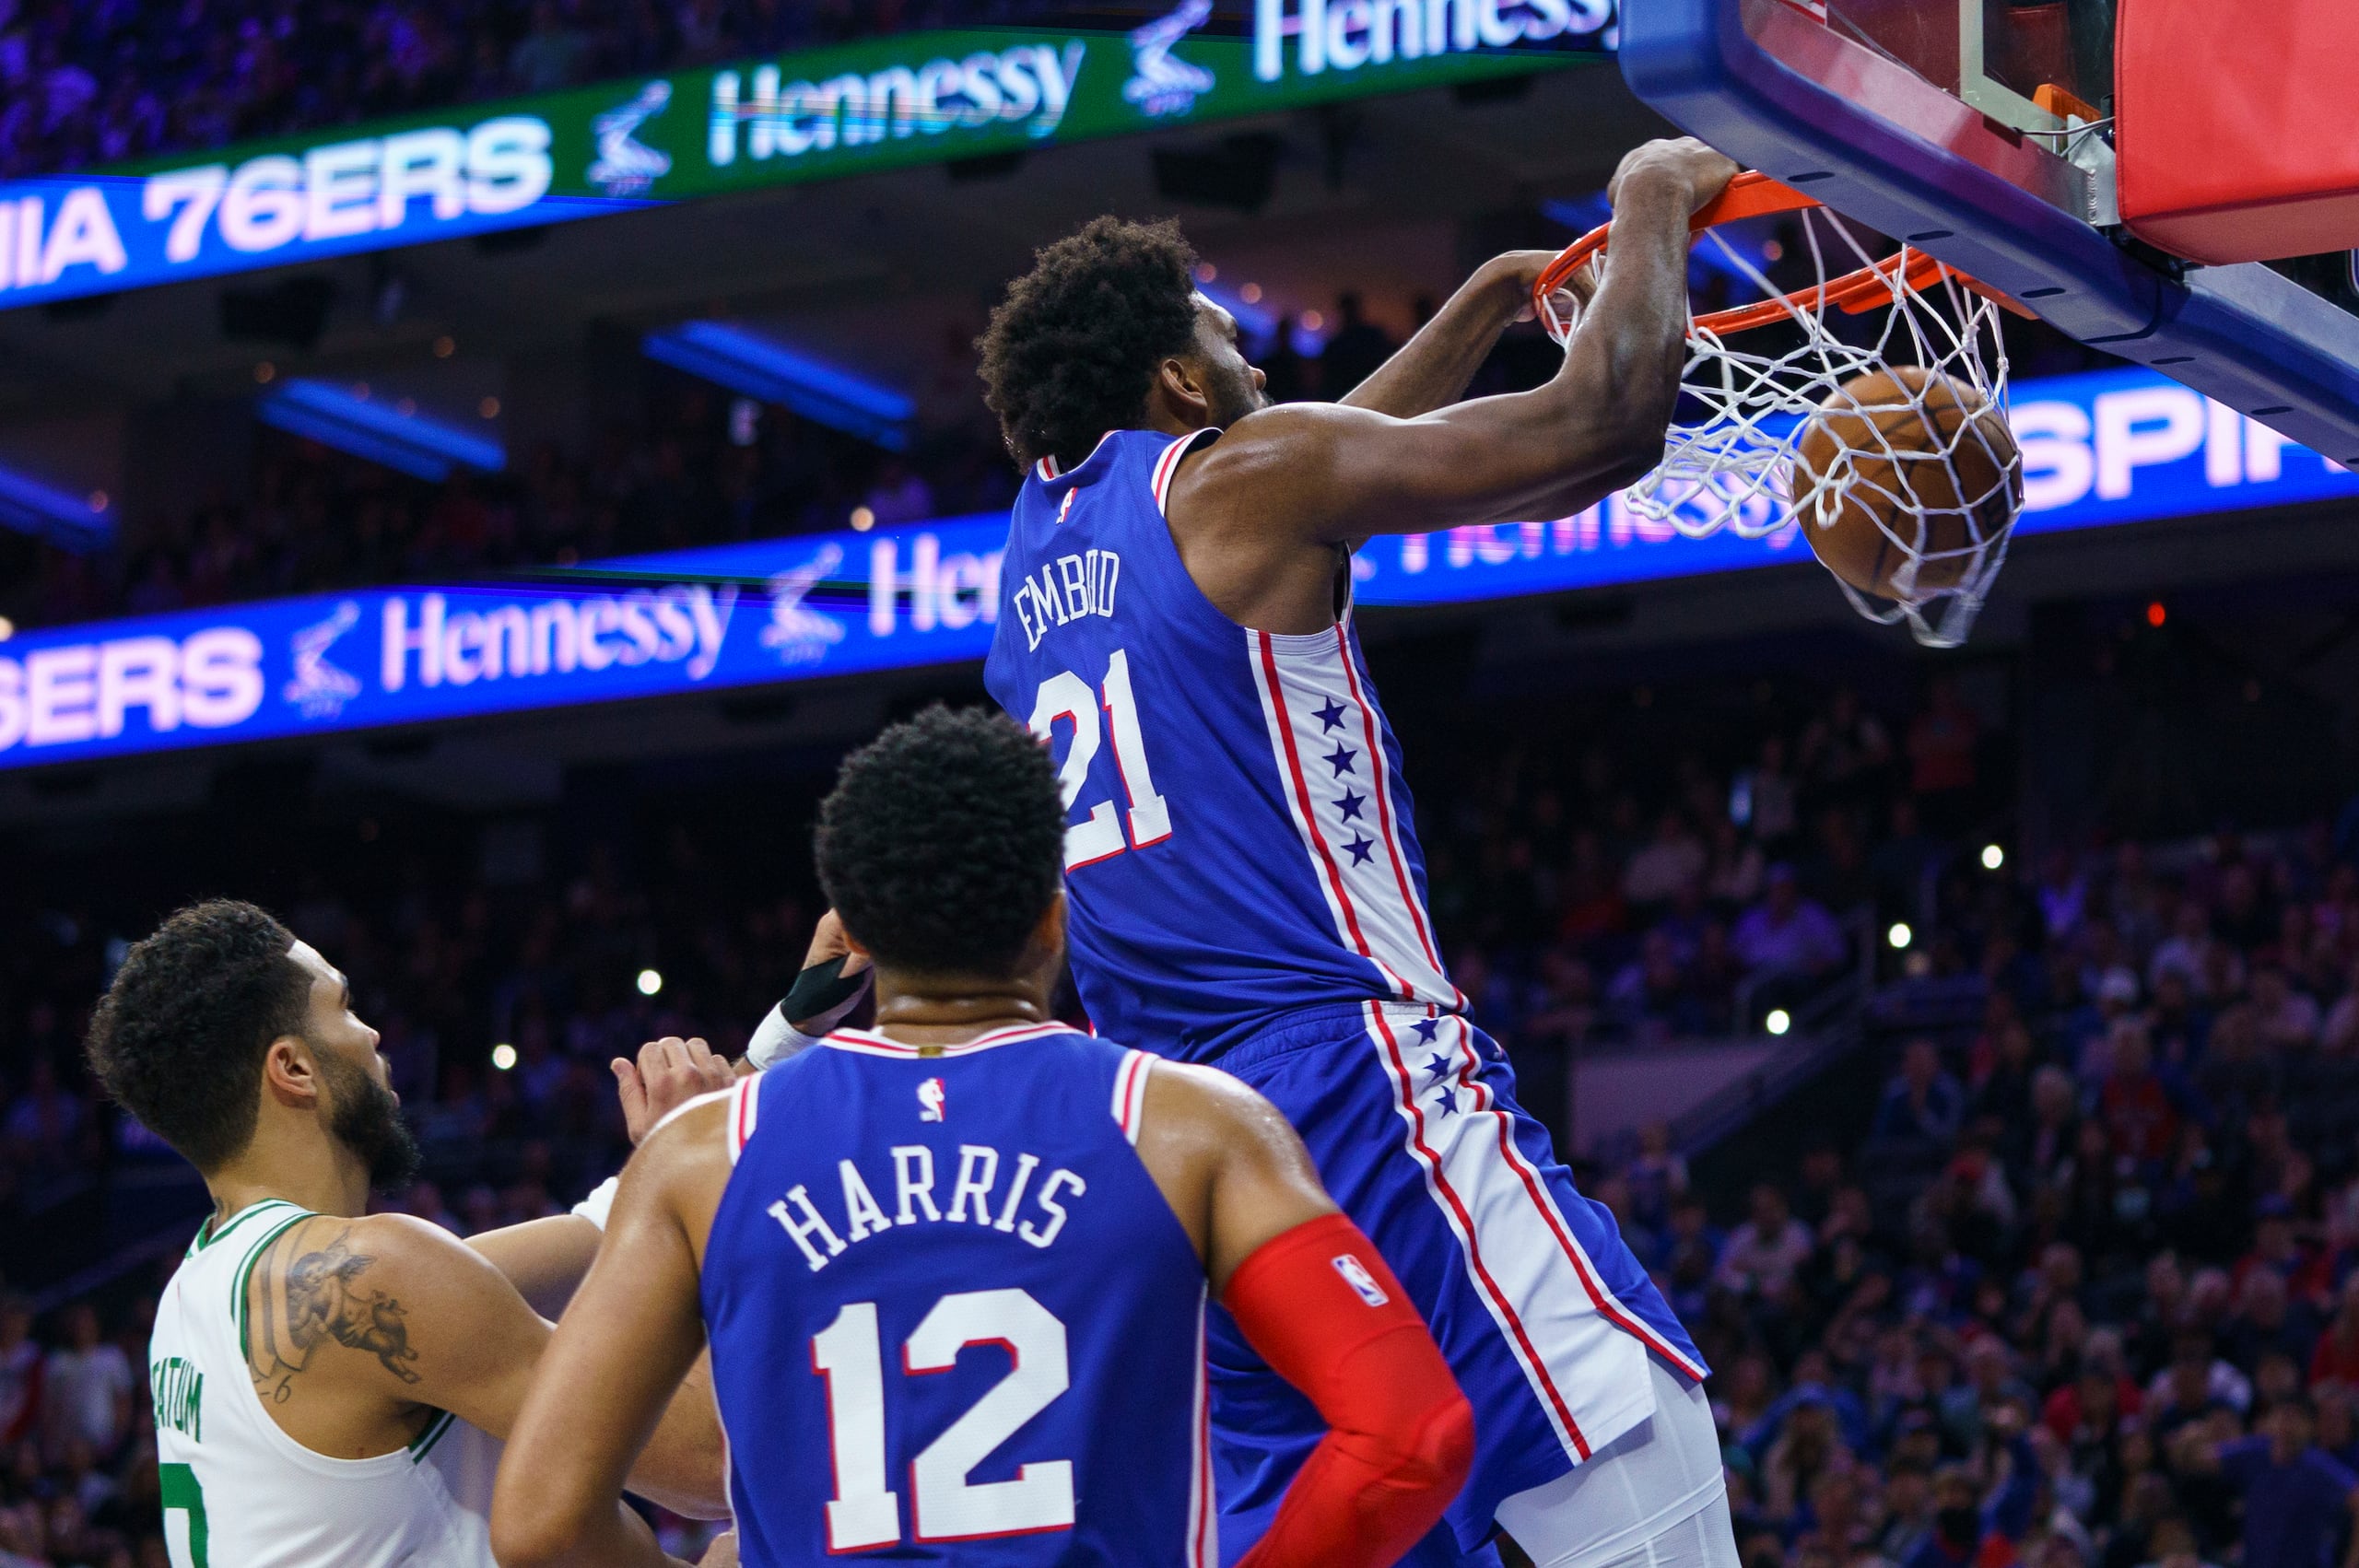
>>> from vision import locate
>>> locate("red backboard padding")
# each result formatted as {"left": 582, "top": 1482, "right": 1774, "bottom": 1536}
{"left": 2115, "top": 0, "right": 2359, "bottom": 265}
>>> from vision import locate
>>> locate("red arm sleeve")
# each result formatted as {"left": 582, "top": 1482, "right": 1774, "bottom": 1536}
{"left": 1225, "top": 1212, "right": 1475, "bottom": 1568}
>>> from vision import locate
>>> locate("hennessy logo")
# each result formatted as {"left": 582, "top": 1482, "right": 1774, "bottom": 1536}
{"left": 1124, "top": 0, "right": 1215, "bottom": 119}
{"left": 588, "top": 81, "right": 674, "bottom": 196}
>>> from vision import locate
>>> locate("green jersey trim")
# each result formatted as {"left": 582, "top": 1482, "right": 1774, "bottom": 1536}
{"left": 232, "top": 1210, "right": 314, "bottom": 1363}
{"left": 189, "top": 1197, "right": 300, "bottom": 1258}
{"left": 408, "top": 1410, "right": 457, "bottom": 1462}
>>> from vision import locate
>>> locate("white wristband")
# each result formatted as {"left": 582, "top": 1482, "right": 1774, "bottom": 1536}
{"left": 571, "top": 1176, "right": 620, "bottom": 1231}
{"left": 747, "top": 1003, "right": 825, "bottom": 1070}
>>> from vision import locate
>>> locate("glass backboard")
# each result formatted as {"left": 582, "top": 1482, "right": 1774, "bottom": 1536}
{"left": 1824, "top": 0, "right": 2116, "bottom": 130}
{"left": 1619, "top": 0, "right": 2359, "bottom": 469}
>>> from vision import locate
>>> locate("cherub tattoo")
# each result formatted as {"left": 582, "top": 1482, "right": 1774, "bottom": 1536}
{"left": 249, "top": 1225, "right": 422, "bottom": 1402}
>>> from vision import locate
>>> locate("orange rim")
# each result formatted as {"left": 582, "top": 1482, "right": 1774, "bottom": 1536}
{"left": 1532, "top": 170, "right": 2028, "bottom": 337}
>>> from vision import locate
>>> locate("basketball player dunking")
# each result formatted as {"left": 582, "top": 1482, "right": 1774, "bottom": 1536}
{"left": 966, "top": 136, "right": 1745, "bottom": 1568}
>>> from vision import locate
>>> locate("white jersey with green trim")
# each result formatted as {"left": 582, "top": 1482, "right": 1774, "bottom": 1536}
{"left": 147, "top": 1198, "right": 502, "bottom": 1568}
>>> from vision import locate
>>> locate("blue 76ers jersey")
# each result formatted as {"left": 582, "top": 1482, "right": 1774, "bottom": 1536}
{"left": 702, "top": 1024, "right": 1215, "bottom": 1567}
{"left": 982, "top": 429, "right": 1462, "bottom": 1063}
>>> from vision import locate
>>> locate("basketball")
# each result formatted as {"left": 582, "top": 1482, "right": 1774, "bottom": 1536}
{"left": 1787, "top": 366, "right": 2024, "bottom": 600}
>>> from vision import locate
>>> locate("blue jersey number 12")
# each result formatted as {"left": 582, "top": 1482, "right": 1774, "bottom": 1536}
{"left": 811, "top": 1288, "right": 1074, "bottom": 1550}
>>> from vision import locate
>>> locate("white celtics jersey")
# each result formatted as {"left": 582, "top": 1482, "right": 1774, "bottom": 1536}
{"left": 148, "top": 1198, "right": 502, "bottom": 1568}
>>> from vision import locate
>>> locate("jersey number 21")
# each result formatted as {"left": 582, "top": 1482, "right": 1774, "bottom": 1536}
{"left": 1027, "top": 649, "right": 1170, "bottom": 871}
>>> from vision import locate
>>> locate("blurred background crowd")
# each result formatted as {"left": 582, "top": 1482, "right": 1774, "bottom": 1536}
{"left": 0, "top": 0, "right": 1103, "bottom": 181}
{"left": 5, "top": 643, "right": 2359, "bottom": 1568}
{"left": 0, "top": 2, "right": 2353, "bottom": 1564}
{"left": 6, "top": 296, "right": 1559, "bottom": 637}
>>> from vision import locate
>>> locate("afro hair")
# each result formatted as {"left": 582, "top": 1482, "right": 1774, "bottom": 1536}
{"left": 816, "top": 705, "right": 1068, "bottom": 977}
{"left": 976, "top": 215, "right": 1202, "bottom": 473}
{"left": 86, "top": 899, "right": 311, "bottom": 1170}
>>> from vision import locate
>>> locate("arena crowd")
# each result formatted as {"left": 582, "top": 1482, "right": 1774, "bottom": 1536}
{"left": 0, "top": 0, "right": 1089, "bottom": 182}
{"left": 6, "top": 645, "right": 2359, "bottom": 1568}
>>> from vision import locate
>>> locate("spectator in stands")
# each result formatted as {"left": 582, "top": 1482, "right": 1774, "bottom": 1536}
{"left": 2039, "top": 850, "right": 2091, "bottom": 945}
{"left": 1907, "top": 677, "right": 1980, "bottom": 831}
{"left": 0, "top": 1297, "right": 36, "bottom": 1452}
{"left": 2, "top": 1059, "right": 82, "bottom": 1168}
{"left": 37, "top": 1305, "right": 130, "bottom": 1465}
{"left": 508, "top": 0, "right": 593, "bottom": 90}
{"left": 1319, "top": 291, "right": 1397, "bottom": 398}
{"left": 1873, "top": 798, "right": 1943, "bottom": 921}
{"left": 1609, "top": 929, "right": 1704, "bottom": 1039}
{"left": 2310, "top": 1272, "right": 2359, "bottom": 1387}
{"left": 1625, "top": 1119, "right": 1691, "bottom": 1235}
{"left": 1872, "top": 1040, "right": 1966, "bottom": 1152}
{"left": 1800, "top": 688, "right": 1895, "bottom": 814}
{"left": 2250, "top": 965, "right": 2321, "bottom": 1051}
{"left": 1735, "top": 865, "right": 1848, "bottom": 987}
{"left": 2151, "top": 903, "right": 2237, "bottom": 1001}
{"left": 2321, "top": 957, "right": 2359, "bottom": 1053}
{"left": 1719, "top": 1182, "right": 1818, "bottom": 1299}
{"left": 1626, "top": 809, "right": 1709, "bottom": 906}
{"left": 2097, "top": 1025, "right": 2182, "bottom": 1168}
{"left": 2173, "top": 1398, "right": 2359, "bottom": 1568}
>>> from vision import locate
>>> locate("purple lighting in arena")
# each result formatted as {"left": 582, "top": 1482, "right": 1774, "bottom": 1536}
{"left": 0, "top": 462, "right": 111, "bottom": 553}
{"left": 258, "top": 380, "right": 507, "bottom": 483}
{"left": 642, "top": 322, "right": 913, "bottom": 451}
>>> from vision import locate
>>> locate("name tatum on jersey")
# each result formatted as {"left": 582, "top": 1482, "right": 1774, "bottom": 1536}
{"left": 763, "top": 1141, "right": 1087, "bottom": 1272}
{"left": 152, "top": 1354, "right": 203, "bottom": 1442}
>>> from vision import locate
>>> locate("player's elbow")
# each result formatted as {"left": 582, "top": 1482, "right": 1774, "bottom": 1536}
{"left": 1406, "top": 1384, "right": 1476, "bottom": 1499}
{"left": 1596, "top": 416, "right": 1671, "bottom": 490}
{"left": 489, "top": 1492, "right": 590, "bottom": 1568}
{"left": 1345, "top": 1371, "right": 1475, "bottom": 1502}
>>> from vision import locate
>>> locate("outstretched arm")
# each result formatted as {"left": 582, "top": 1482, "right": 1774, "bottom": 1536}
{"left": 1175, "top": 139, "right": 1732, "bottom": 543}
{"left": 1339, "top": 252, "right": 1584, "bottom": 420}
{"left": 492, "top": 1098, "right": 733, "bottom": 1568}
{"left": 246, "top": 1211, "right": 727, "bottom": 1520}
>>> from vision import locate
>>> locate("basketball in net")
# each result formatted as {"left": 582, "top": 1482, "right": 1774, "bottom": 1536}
{"left": 1534, "top": 172, "right": 2029, "bottom": 648}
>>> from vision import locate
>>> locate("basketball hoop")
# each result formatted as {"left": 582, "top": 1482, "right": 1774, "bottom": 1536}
{"left": 1533, "top": 171, "right": 2027, "bottom": 648}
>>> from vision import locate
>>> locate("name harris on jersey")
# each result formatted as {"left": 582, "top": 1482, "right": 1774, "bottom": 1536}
{"left": 1009, "top": 547, "right": 1121, "bottom": 652}
{"left": 763, "top": 1141, "right": 1088, "bottom": 1272}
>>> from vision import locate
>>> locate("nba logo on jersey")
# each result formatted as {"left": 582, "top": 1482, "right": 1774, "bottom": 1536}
{"left": 1332, "top": 1252, "right": 1390, "bottom": 1307}
{"left": 917, "top": 1076, "right": 946, "bottom": 1121}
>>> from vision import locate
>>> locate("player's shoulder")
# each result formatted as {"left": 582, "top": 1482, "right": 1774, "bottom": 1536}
{"left": 1134, "top": 1057, "right": 1289, "bottom": 1148}
{"left": 630, "top": 1084, "right": 739, "bottom": 1183}
{"left": 237, "top": 1209, "right": 498, "bottom": 1360}
{"left": 257, "top": 1210, "right": 479, "bottom": 1288}
{"left": 1168, "top": 403, "right": 1376, "bottom": 516}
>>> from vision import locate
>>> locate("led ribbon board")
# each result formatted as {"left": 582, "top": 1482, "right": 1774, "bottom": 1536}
{"left": 0, "top": 7, "right": 1609, "bottom": 311}
{"left": 0, "top": 367, "right": 2347, "bottom": 770}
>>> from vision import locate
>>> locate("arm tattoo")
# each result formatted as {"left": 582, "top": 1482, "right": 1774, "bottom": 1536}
{"left": 248, "top": 1224, "right": 423, "bottom": 1401}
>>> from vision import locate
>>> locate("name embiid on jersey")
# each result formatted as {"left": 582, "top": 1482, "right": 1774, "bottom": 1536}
{"left": 982, "top": 428, "right": 1713, "bottom": 1555}
{"left": 983, "top": 428, "right": 1462, "bottom": 1063}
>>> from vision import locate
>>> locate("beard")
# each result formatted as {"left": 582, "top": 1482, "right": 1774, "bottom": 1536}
{"left": 1207, "top": 361, "right": 1269, "bottom": 423}
{"left": 321, "top": 1050, "right": 422, "bottom": 1190}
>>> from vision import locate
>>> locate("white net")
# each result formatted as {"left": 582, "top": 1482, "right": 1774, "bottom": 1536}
{"left": 1545, "top": 207, "right": 2021, "bottom": 648}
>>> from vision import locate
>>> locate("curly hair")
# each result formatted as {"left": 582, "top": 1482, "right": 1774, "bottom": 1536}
{"left": 976, "top": 215, "right": 1202, "bottom": 472}
{"left": 816, "top": 706, "right": 1068, "bottom": 977}
{"left": 86, "top": 900, "right": 310, "bottom": 1171}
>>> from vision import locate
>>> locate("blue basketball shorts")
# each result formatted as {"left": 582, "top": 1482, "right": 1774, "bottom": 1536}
{"left": 1202, "top": 1000, "right": 1709, "bottom": 1565}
